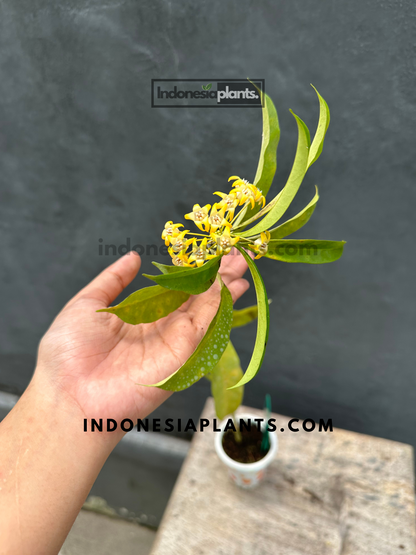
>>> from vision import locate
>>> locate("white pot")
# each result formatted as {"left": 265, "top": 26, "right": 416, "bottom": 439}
{"left": 214, "top": 413, "right": 278, "bottom": 489}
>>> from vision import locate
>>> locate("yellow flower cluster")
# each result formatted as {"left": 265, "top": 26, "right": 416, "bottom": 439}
{"left": 161, "top": 176, "right": 270, "bottom": 267}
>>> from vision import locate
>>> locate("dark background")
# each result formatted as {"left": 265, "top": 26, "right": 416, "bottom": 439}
{"left": 1, "top": 1, "right": 415, "bottom": 447}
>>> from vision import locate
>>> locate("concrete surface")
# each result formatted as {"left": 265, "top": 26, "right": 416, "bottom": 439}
{"left": 151, "top": 398, "right": 416, "bottom": 555}
{"left": 60, "top": 510, "right": 155, "bottom": 555}
{"left": 1, "top": 0, "right": 416, "bottom": 453}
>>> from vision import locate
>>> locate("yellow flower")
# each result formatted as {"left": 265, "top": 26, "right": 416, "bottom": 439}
{"left": 228, "top": 176, "right": 265, "bottom": 209}
{"left": 228, "top": 175, "right": 245, "bottom": 184}
{"left": 213, "top": 191, "right": 239, "bottom": 220}
{"left": 207, "top": 204, "right": 231, "bottom": 232}
{"left": 210, "top": 227, "right": 240, "bottom": 255}
{"left": 169, "top": 250, "right": 194, "bottom": 267}
{"left": 188, "top": 237, "right": 217, "bottom": 267}
{"left": 161, "top": 221, "right": 183, "bottom": 246}
{"left": 184, "top": 204, "right": 211, "bottom": 232}
{"left": 250, "top": 185, "right": 266, "bottom": 208}
{"left": 250, "top": 231, "right": 271, "bottom": 259}
{"left": 169, "top": 230, "right": 192, "bottom": 252}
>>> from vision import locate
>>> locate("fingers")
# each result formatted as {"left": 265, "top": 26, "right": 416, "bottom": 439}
{"left": 188, "top": 276, "right": 250, "bottom": 334}
{"left": 227, "top": 277, "right": 250, "bottom": 303}
{"left": 186, "top": 249, "right": 251, "bottom": 331}
{"left": 66, "top": 252, "right": 142, "bottom": 308}
{"left": 218, "top": 248, "right": 250, "bottom": 286}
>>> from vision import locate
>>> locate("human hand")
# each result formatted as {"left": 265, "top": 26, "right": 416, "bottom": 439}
{"left": 1, "top": 250, "right": 251, "bottom": 555}
{"left": 34, "top": 250, "right": 249, "bottom": 437}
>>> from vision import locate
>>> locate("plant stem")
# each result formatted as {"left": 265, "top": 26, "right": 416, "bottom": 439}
{"left": 232, "top": 412, "right": 242, "bottom": 444}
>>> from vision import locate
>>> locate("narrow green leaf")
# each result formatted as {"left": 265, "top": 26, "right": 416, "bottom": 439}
{"left": 237, "top": 86, "right": 280, "bottom": 227}
{"left": 143, "top": 256, "right": 221, "bottom": 295}
{"left": 253, "top": 87, "right": 280, "bottom": 196}
{"left": 206, "top": 83, "right": 212, "bottom": 91}
{"left": 229, "top": 246, "right": 269, "bottom": 389}
{"left": 138, "top": 276, "right": 233, "bottom": 391}
{"left": 152, "top": 261, "right": 192, "bottom": 274}
{"left": 209, "top": 341, "right": 244, "bottom": 420}
{"left": 265, "top": 239, "right": 346, "bottom": 264}
{"left": 269, "top": 186, "right": 319, "bottom": 239}
{"left": 97, "top": 285, "right": 189, "bottom": 324}
{"left": 232, "top": 305, "right": 258, "bottom": 328}
{"left": 239, "top": 111, "right": 310, "bottom": 238}
{"left": 252, "top": 91, "right": 280, "bottom": 196}
{"left": 308, "top": 85, "right": 330, "bottom": 168}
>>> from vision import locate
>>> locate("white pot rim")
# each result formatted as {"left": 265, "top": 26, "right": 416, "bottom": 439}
{"left": 214, "top": 413, "right": 278, "bottom": 472}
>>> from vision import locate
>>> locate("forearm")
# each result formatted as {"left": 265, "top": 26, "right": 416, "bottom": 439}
{"left": 0, "top": 373, "right": 117, "bottom": 555}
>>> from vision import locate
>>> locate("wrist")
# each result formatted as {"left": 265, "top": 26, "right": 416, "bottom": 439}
{"left": 28, "top": 368, "right": 122, "bottom": 454}
{"left": 0, "top": 371, "right": 116, "bottom": 555}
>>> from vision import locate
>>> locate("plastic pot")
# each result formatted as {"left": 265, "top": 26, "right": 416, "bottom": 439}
{"left": 214, "top": 413, "right": 278, "bottom": 489}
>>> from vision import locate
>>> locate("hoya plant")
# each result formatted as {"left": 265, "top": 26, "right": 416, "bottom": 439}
{"left": 98, "top": 84, "right": 345, "bottom": 420}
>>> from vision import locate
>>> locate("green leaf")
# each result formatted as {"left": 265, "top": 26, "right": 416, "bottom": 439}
{"left": 235, "top": 86, "right": 280, "bottom": 227}
{"left": 308, "top": 85, "right": 330, "bottom": 168}
{"left": 238, "top": 111, "right": 310, "bottom": 238}
{"left": 253, "top": 91, "right": 280, "bottom": 197}
{"left": 229, "top": 246, "right": 270, "bottom": 389}
{"left": 269, "top": 186, "right": 319, "bottom": 239}
{"left": 151, "top": 261, "right": 192, "bottom": 274}
{"left": 232, "top": 305, "right": 258, "bottom": 328}
{"left": 97, "top": 285, "right": 189, "bottom": 324}
{"left": 264, "top": 239, "right": 346, "bottom": 264}
{"left": 206, "top": 83, "right": 212, "bottom": 91}
{"left": 138, "top": 276, "right": 234, "bottom": 391}
{"left": 209, "top": 341, "right": 244, "bottom": 420}
{"left": 143, "top": 256, "right": 221, "bottom": 295}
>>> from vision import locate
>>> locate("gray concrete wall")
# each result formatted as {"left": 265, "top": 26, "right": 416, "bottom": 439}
{"left": 1, "top": 1, "right": 415, "bottom": 447}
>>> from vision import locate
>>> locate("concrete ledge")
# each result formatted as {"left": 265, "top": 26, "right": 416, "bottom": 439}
{"left": 151, "top": 398, "right": 416, "bottom": 555}
{"left": 60, "top": 510, "right": 156, "bottom": 555}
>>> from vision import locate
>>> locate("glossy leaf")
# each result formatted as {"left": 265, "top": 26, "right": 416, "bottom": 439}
{"left": 138, "top": 276, "right": 233, "bottom": 391}
{"left": 269, "top": 186, "right": 319, "bottom": 240}
{"left": 252, "top": 91, "right": 280, "bottom": 196}
{"left": 229, "top": 246, "right": 270, "bottom": 389}
{"left": 232, "top": 305, "right": 258, "bottom": 328}
{"left": 237, "top": 87, "right": 280, "bottom": 227}
{"left": 308, "top": 85, "right": 330, "bottom": 168}
{"left": 97, "top": 285, "right": 189, "bottom": 325}
{"left": 151, "top": 261, "right": 192, "bottom": 274}
{"left": 209, "top": 341, "right": 244, "bottom": 420}
{"left": 239, "top": 111, "right": 310, "bottom": 238}
{"left": 143, "top": 256, "right": 221, "bottom": 295}
{"left": 264, "top": 239, "right": 346, "bottom": 264}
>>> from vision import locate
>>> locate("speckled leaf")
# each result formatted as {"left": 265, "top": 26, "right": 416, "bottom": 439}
{"left": 239, "top": 111, "right": 310, "bottom": 238}
{"left": 229, "top": 247, "right": 269, "bottom": 389}
{"left": 143, "top": 256, "right": 220, "bottom": 295}
{"left": 269, "top": 186, "right": 319, "bottom": 239}
{"left": 209, "top": 341, "right": 244, "bottom": 420}
{"left": 139, "top": 276, "right": 233, "bottom": 391}
{"left": 308, "top": 85, "right": 330, "bottom": 168}
{"left": 97, "top": 285, "right": 189, "bottom": 324}
{"left": 265, "top": 239, "right": 346, "bottom": 264}
{"left": 232, "top": 305, "right": 258, "bottom": 328}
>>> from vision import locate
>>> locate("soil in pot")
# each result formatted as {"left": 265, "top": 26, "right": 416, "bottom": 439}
{"left": 222, "top": 427, "right": 269, "bottom": 464}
